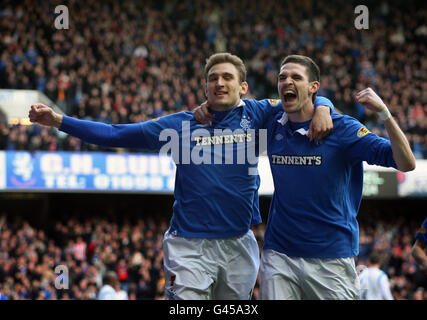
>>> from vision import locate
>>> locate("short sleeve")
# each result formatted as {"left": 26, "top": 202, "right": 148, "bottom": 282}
{"left": 338, "top": 116, "right": 397, "bottom": 168}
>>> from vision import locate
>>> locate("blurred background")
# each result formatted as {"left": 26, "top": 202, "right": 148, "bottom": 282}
{"left": 0, "top": 0, "right": 426, "bottom": 300}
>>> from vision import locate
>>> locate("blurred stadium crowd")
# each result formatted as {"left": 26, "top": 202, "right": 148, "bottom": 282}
{"left": 0, "top": 211, "right": 426, "bottom": 300}
{"left": 0, "top": 214, "right": 167, "bottom": 300}
{"left": 0, "top": 0, "right": 426, "bottom": 156}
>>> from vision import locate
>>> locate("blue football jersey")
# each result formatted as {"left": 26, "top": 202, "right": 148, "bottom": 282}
{"left": 61, "top": 103, "right": 264, "bottom": 238}
{"left": 263, "top": 112, "right": 397, "bottom": 258}
{"left": 59, "top": 97, "right": 333, "bottom": 238}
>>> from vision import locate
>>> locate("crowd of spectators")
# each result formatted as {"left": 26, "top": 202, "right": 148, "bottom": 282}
{"left": 356, "top": 211, "right": 427, "bottom": 300}
{"left": 0, "top": 213, "right": 167, "bottom": 300}
{"left": 0, "top": 208, "right": 426, "bottom": 300}
{"left": 0, "top": 0, "right": 426, "bottom": 157}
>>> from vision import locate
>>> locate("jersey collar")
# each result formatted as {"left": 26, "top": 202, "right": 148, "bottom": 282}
{"left": 277, "top": 112, "right": 310, "bottom": 137}
{"left": 277, "top": 112, "right": 289, "bottom": 125}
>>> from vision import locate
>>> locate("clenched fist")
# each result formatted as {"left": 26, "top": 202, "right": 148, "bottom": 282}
{"left": 29, "top": 104, "right": 63, "bottom": 128}
{"left": 354, "top": 88, "right": 387, "bottom": 113}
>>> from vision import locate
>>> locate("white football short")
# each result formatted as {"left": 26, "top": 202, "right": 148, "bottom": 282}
{"left": 163, "top": 229, "right": 260, "bottom": 300}
{"left": 259, "top": 249, "right": 360, "bottom": 300}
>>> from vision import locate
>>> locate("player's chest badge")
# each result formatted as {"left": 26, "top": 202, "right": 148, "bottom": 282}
{"left": 240, "top": 115, "right": 252, "bottom": 131}
{"left": 275, "top": 133, "right": 284, "bottom": 141}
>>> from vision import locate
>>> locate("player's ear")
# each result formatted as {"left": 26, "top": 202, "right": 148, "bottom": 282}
{"left": 240, "top": 81, "right": 249, "bottom": 95}
{"left": 310, "top": 81, "right": 320, "bottom": 95}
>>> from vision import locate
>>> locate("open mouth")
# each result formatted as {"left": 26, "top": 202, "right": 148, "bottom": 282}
{"left": 215, "top": 91, "right": 227, "bottom": 97}
{"left": 283, "top": 91, "right": 297, "bottom": 104}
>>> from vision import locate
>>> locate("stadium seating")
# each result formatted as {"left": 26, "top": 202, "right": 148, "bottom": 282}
{"left": 0, "top": 0, "right": 425, "bottom": 157}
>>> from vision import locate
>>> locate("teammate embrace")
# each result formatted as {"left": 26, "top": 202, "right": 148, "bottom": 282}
{"left": 30, "top": 52, "right": 415, "bottom": 300}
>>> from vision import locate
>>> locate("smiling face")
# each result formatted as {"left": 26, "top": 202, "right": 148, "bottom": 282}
{"left": 278, "top": 62, "right": 319, "bottom": 119}
{"left": 205, "top": 62, "right": 248, "bottom": 111}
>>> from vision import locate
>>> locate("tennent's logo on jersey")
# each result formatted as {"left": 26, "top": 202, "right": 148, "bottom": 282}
{"left": 268, "top": 99, "right": 280, "bottom": 107}
{"left": 357, "top": 127, "right": 371, "bottom": 138}
{"left": 271, "top": 154, "right": 322, "bottom": 166}
{"left": 194, "top": 132, "right": 252, "bottom": 146}
{"left": 417, "top": 227, "right": 426, "bottom": 234}
{"left": 158, "top": 121, "right": 266, "bottom": 172}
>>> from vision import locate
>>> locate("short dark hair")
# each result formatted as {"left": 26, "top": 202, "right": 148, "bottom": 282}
{"left": 204, "top": 52, "right": 247, "bottom": 83}
{"left": 280, "top": 55, "right": 320, "bottom": 82}
{"left": 280, "top": 55, "right": 320, "bottom": 102}
{"left": 369, "top": 252, "right": 381, "bottom": 265}
{"left": 103, "top": 271, "right": 118, "bottom": 286}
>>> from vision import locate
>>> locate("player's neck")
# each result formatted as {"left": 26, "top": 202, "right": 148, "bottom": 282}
{"left": 287, "top": 102, "right": 314, "bottom": 123}
{"left": 209, "top": 99, "right": 241, "bottom": 112}
{"left": 210, "top": 105, "right": 234, "bottom": 112}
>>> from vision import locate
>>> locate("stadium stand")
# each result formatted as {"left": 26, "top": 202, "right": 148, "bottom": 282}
{"left": 0, "top": 193, "right": 170, "bottom": 300}
{"left": 0, "top": 194, "right": 426, "bottom": 300}
{"left": 0, "top": 0, "right": 426, "bottom": 156}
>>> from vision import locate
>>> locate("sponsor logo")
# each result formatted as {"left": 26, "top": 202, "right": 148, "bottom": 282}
{"left": 271, "top": 154, "right": 322, "bottom": 166}
{"left": 193, "top": 132, "right": 252, "bottom": 146}
{"left": 158, "top": 122, "right": 266, "bottom": 170}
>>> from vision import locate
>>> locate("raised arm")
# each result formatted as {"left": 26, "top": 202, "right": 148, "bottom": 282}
{"left": 29, "top": 103, "right": 149, "bottom": 149}
{"left": 355, "top": 88, "right": 416, "bottom": 172}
